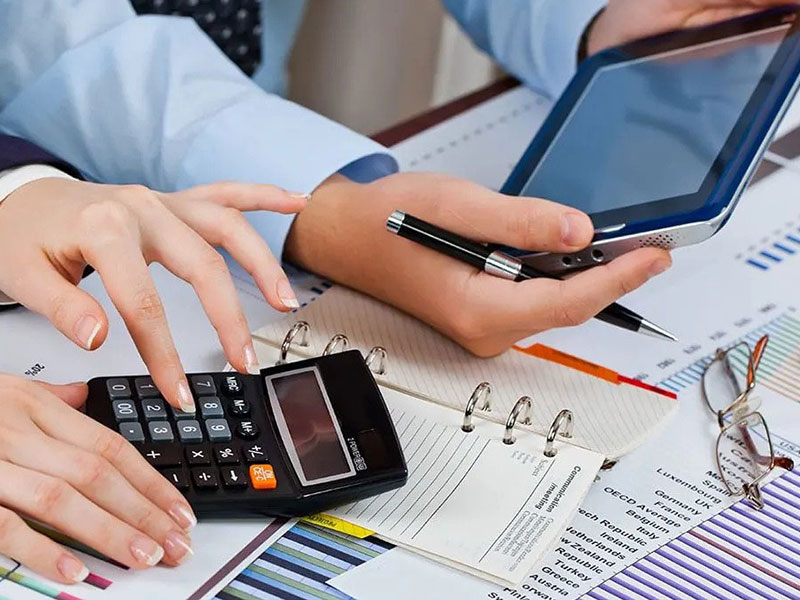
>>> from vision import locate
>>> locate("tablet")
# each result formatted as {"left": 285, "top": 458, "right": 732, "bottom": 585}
{"left": 502, "top": 6, "right": 800, "bottom": 273}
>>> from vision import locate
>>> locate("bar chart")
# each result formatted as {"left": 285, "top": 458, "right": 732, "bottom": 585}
{"left": 659, "top": 311, "right": 800, "bottom": 402}
{"left": 215, "top": 522, "right": 393, "bottom": 600}
{"left": 581, "top": 469, "right": 800, "bottom": 600}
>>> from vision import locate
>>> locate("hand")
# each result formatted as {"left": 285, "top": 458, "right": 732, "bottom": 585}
{"left": 285, "top": 173, "right": 671, "bottom": 357}
{"left": 0, "top": 375, "right": 196, "bottom": 582}
{"left": 0, "top": 179, "right": 307, "bottom": 411}
{"left": 587, "top": 0, "right": 789, "bottom": 56}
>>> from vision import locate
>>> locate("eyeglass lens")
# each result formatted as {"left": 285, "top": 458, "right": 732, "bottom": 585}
{"left": 716, "top": 412, "right": 772, "bottom": 496}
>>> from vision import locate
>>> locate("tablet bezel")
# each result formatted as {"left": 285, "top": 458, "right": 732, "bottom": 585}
{"left": 501, "top": 6, "right": 800, "bottom": 240}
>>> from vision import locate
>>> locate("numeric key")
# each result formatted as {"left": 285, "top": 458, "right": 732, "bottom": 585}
{"left": 191, "top": 375, "right": 216, "bottom": 396}
{"left": 148, "top": 421, "right": 174, "bottom": 442}
{"left": 134, "top": 377, "right": 160, "bottom": 398}
{"left": 206, "top": 419, "right": 232, "bottom": 442}
{"left": 199, "top": 397, "right": 224, "bottom": 419}
{"left": 112, "top": 400, "right": 138, "bottom": 422}
{"left": 107, "top": 378, "right": 132, "bottom": 399}
{"left": 177, "top": 420, "right": 204, "bottom": 443}
{"left": 142, "top": 398, "right": 168, "bottom": 421}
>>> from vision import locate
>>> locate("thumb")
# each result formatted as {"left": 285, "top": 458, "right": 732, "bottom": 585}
{"left": 34, "top": 381, "right": 88, "bottom": 409}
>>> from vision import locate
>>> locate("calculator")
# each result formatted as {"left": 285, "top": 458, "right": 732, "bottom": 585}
{"left": 86, "top": 350, "right": 408, "bottom": 518}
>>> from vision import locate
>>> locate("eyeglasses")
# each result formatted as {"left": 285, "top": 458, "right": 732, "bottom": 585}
{"left": 701, "top": 335, "right": 794, "bottom": 509}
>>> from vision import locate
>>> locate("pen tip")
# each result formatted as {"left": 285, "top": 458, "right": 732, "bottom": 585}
{"left": 638, "top": 319, "right": 678, "bottom": 342}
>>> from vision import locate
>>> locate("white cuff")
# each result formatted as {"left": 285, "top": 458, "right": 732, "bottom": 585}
{"left": 0, "top": 164, "right": 75, "bottom": 204}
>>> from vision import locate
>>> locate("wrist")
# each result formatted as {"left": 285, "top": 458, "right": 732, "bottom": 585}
{"left": 284, "top": 173, "right": 373, "bottom": 283}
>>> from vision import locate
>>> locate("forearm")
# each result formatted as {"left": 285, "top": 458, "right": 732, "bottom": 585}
{"left": 442, "top": 0, "right": 606, "bottom": 96}
{"left": 0, "top": 0, "right": 397, "bottom": 258}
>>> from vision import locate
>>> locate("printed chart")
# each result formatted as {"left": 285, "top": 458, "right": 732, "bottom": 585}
{"left": 659, "top": 309, "right": 800, "bottom": 401}
{"left": 738, "top": 218, "right": 800, "bottom": 271}
{"left": 215, "top": 522, "right": 392, "bottom": 600}
{"left": 581, "top": 469, "right": 800, "bottom": 600}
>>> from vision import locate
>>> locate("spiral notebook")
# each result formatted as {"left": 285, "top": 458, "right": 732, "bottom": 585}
{"left": 253, "top": 286, "right": 678, "bottom": 459}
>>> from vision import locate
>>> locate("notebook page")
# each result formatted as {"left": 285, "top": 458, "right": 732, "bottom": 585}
{"left": 253, "top": 287, "right": 678, "bottom": 458}
{"left": 328, "top": 387, "right": 603, "bottom": 586}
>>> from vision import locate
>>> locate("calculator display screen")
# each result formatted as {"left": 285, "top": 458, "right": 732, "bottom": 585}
{"left": 268, "top": 369, "right": 355, "bottom": 485}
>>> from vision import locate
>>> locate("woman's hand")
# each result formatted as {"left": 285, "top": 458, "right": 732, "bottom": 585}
{"left": 0, "top": 179, "right": 307, "bottom": 411}
{"left": 587, "top": 0, "right": 791, "bottom": 56}
{"left": 285, "top": 173, "right": 671, "bottom": 357}
{"left": 0, "top": 375, "right": 196, "bottom": 582}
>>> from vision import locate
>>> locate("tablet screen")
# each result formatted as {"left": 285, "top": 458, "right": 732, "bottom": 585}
{"left": 519, "top": 25, "right": 791, "bottom": 218}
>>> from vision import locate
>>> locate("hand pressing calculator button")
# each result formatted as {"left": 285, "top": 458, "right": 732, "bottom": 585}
{"left": 86, "top": 351, "right": 407, "bottom": 518}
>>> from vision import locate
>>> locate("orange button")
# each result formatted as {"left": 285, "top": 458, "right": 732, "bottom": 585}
{"left": 249, "top": 464, "right": 277, "bottom": 490}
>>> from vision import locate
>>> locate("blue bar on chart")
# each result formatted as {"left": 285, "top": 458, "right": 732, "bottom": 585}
{"left": 581, "top": 469, "right": 800, "bottom": 600}
{"left": 216, "top": 521, "right": 393, "bottom": 600}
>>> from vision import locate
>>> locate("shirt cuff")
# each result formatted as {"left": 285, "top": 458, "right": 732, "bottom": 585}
{"left": 0, "top": 164, "right": 75, "bottom": 204}
{"left": 176, "top": 95, "right": 398, "bottom": 260}
{"left": 539, "top": 0, "right": 607, "bottom": 96}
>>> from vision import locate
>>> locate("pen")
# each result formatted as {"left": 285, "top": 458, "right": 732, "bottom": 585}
{"left": 386, "top": 210, "right": 676, "bottom": 342}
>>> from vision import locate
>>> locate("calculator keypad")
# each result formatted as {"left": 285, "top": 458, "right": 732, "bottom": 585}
{"left": 102, "top": 374, "right": 279, "bottom": 497}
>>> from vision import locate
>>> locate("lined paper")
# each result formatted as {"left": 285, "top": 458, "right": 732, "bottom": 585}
{"left": 253, "top": 285, "right": 678, "bottom": 458}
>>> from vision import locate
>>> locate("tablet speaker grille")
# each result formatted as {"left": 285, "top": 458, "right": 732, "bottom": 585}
{"left": 636, "top": 232, "right": 681, "bottom": 249}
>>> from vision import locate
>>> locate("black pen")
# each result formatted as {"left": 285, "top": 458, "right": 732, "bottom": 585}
{"left": 386, "top": 210, "right": 676, "bottom": 342}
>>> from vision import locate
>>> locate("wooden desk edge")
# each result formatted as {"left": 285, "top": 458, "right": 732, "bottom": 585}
{"left": 372, "top": 77, "right": 520, "bottom": 146}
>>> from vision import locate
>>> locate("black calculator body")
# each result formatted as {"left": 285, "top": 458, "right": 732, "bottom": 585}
{"left": 86, "top": 350, "right": 407, "bottom": 518}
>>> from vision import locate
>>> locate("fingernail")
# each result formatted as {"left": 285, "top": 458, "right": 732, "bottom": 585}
{"left": 244, "top": 343, "right": 260, "bottom": 375}
{"left": 169, "top": 502, "right": 197, "bottom": 531}
{"left": 289, "top": 191, "right": 311, "bottom": 202}
{"left": 130, "top": 535, "right": 164, "bottom": 567}
{"left": 561, "top": 213, "right": 589, "bottom": 247}
{"left": 164, "top": 531, "right": 194, "bottom": 565}
{"left": 276, "top": 279, "right": 300, "bottom": 309}
{"left": 75, "top": 315, "right": 101, "bottom": 350}
{"left": 177, "top": 381, "right": 195, "bottom": 414}
{"left": 648, "top": 259, "right": 671, "bottom": 278}
{"left": 57, "top": 554, "right": 89, "bottom": 583}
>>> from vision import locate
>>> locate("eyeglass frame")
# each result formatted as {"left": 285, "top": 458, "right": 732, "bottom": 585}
{"left": 701, "top": 335, "right": 794, "bottom": 509}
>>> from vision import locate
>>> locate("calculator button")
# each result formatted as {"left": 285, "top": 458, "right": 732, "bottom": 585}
{"left": 177, "top": 420, "right": 204, "bottom": 443}
{"left": 187, "top": 448, "right": 211, "bottom": 465}
{"left": 107, "top": 378, "right": 132, "bottom": 399}
{"left": 112, "top": 400, "right": 138, "bottom": 422}
{"left": 171, "top": 405, "right": 196, "bottom": 420}
{"left": 163, "top": 469, "right": 189, "bottom": 491}
{"left": 249, "top": 464, "right": 277, "bottom": 490}
{"left": 199, "top": 397, "right": 224, "bottom": 419}
{"left": 243, "top": 443, "right": 267, "bottom": 463}
{"left": 230, "top": 398, "right": 251, "bottom": 417}
{"left": 206, "top": 418, "right": 232, "bottom": 442}
{"left": 215, "top": 445, "right": 239, "bottom": 465}
{"left": 148, "top": 421, "right": 174, "bottom": 442}
{"left": 192, "top": 468, "right": 219, "bottom": 489}
{"left": 141, "top": 445, "right": 182, "bottom": 467}
{"left": 191, "top": 375, "right": 216, "bottom": 396}
{"left": 119, "top": 422, "right": 145, "bottom": 443}
{"left": 134, "top": 377, "right": 160, "bottom": 398}
{"left": 142, "top": 398, "right": 168, "bottom": 421}
{"left": 221, "top": 466, "right": 248, "bottom": 488}
{"left": 222, "top": 374, "right": 243, "bottom": 396}
{"left": 236, "top": 420, "right": 259, "bottom": 440}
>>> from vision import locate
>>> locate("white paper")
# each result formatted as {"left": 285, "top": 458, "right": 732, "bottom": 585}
{"left": 324, "top": 389, "right": 603, "bottom": 586}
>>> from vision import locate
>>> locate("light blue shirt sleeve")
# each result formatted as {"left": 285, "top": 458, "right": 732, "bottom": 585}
{"left": 443, "top": 0, "right": 607, "bottom": 97}
{"left": 0, "top": 0, "right": 397, "bottom": 259}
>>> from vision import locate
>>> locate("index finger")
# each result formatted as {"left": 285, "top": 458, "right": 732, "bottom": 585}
{"left": 83, "top": 233, "right": 195, "bottom": 413}
{"left": 397, "top": 175, "right": 595, "bottom": 252}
